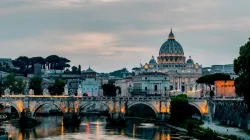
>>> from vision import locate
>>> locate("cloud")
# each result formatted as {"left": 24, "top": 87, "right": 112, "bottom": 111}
{"left": 0, "top": 0, "right": 249, "bottom": 72}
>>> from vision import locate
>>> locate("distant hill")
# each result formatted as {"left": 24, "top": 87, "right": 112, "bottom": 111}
{"left": 109, "top": 68, "right": 129, "bottom": 78}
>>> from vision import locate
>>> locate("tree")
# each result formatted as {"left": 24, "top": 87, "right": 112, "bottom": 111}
{"left": 78, "top": 65, "right": 81, "bottom": 74}
{"left": 46, "top": 55, "right": 60, "bottom": 69}
{"left": 196, "top": 73, "right": 231, "bottom": 90}
{"left": 2, "top": 73, "right": 26, "bottom": 94}
{"left": 234, "top": 39, "right": 250, "bottom": 110}
{"left": 0, "top": 82, "right": 4, "bottom": 96}
{"left": 48, "top": 78, "right": 65, "bottom": 95}
{"left": 102, "top": 83, "right": 116, "bottom": 96}
{"left": 29, "top": 76, "right": 42, "bottom": 95}
{"left": 72, "top": 66, "right": 78, "bottom": 74}
{"left": 29, "top": 57, "right": 45, "bottom": 71}
{"left": 170, "top": 94, "right": 190, "bottom": 124}
{"left": 16, "top": 56, "right": 29, "bottom": 69}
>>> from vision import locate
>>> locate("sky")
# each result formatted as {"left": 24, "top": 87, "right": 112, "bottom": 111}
{"left": 0, "top": 0, "right": 249, "bottom": 72}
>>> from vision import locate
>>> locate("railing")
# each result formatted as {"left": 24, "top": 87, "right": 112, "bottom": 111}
{"left": 0, "top": 95, "right": 244, "bottom": 101}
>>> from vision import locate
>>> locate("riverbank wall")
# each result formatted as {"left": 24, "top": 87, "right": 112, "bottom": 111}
{"left": 210, "top": 100, "right": 250, "bottom": 131}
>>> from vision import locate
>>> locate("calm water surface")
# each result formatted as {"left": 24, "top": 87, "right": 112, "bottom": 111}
{"left": 2, "top": 116, "right": 189, "bottom": 140}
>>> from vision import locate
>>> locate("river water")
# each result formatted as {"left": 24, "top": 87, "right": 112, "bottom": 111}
{"left": 1, "top": 116, "right": 190, "bottom": 140}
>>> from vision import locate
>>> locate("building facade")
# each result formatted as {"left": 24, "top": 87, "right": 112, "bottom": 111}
{"left": 202, "top": 64, "right": 238, "bottom": 79}
{"left": 80, "top": 67, "right": 100, "bottom": 96}
{"left": 0, "top": 58, "right": 14, "bottom": 68}
{"left": 132, "top": 29, "right": 202, "bottom": 93}
{"left": 214, "top": 80, "right": 236, "bottom": 97}
{"left": 131, "top": 72, "right": 169, "bottom": 96}
{"left": 115, "top": 77, "right": 133, "bottom": 96}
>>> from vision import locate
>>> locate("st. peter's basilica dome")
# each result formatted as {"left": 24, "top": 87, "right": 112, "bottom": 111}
{"left": 159, "top": 29, "right": 184, "bottom": 56}
{"left": 157, "top": 29, "right": 186, "bottom": 65}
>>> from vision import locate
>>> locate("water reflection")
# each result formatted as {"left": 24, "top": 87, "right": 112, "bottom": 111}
{"left": 1, "top": 116, "right": 189, "bottom": 140}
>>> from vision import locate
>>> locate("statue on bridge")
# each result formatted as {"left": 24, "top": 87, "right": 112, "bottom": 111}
{"left": 4, "top": 88, "right": 10, "bottom": 95}
{"left": 43, "top": 88, "right": 49, "bottom": 96}
{"left": 64, "top": 84, "right": 68, "bottom": 96}
{"left": 77, "top": 84, "right": 82, "bottom": 96}
{"left": 29, "top": 89, "right": 34, "bottom": 95}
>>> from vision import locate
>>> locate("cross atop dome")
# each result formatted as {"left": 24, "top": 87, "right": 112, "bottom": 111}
{"left": 168, "top": 28, "right": 175, "bottom": 40}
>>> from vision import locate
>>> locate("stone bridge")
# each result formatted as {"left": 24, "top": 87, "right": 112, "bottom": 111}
{"left": 0, "top": 95, "right": 211, "bottom": 120}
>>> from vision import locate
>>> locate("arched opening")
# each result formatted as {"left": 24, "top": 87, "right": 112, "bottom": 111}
{"left": 33, "top": 103, "right": 64, "bottom": 117}
{"left": 126, "top": 103, "right": 157, "bottom": 119}
{"left": 79, "top": 103, "right": 110, "bottom": 117}
{"left": 187, "top": 103, "right": 202, "bottom": 120}
{"left": 0, "top": 103, "right": 19, "bottom": 118}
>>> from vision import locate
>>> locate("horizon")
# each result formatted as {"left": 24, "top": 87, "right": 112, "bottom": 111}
{"left": 0, "top": 0, "right": 250, "bottom": 73}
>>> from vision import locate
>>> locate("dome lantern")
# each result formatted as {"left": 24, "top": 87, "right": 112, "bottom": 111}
{"left": 168, "top": 28, "right": 175, "bottom": 40}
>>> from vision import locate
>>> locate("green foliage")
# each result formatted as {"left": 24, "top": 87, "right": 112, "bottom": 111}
{"left": 170, "top": 94, "right": 189, "bottom": 124}
{"left": 210, "top": 90, "right": 215, "bottom": 97}
{"left": 180, "top": 119, "right": 241, "bottom": 140}
{"left": 29, "top": 76, "right": 42, "bottom": 95}
{"left": 2, "top": 73, "right": 26, "bottom": 94}
{"left": 48, "top": 78, "right": 65, "bottom": 95}
{"left": 196, "top": 73, "right": 231, "bottom": 84}
{"left": 11, "top": 55, "right": 71, "bottom": 75}
{"left": 78, "top": 65, "right": 81, "bottom": 74}
{"left": 109, "top": 68, "right": 129, "bottom": 77}
{"left": 72, "top": 66, "right": 78, "bottom": 74}
{"left": 0, "top": 82, "right": 4, "bottom": 95}
{"left": 102, "top": 84, "right": 117, "bottom": 96}
{"left": 234, "top": 40, "right": 250, "bottom": 110}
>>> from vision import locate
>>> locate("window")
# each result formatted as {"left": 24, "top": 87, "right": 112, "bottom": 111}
{"left": 165, "top": 87, "right": 167, "bottom": 91}
{"left": 154, "top": 85, "right": 158, "bottom": 91}
{"left": 145, "top": 87, "right": 147, "bottom": 91}
{"left": 181, "top": 86, "right": 185, "bottom": 92}
{"left": 170, "top": 86, "right": 173, "bottom": 90}
{"left": 145, "top": 77, "right": 147, "bottom": 80}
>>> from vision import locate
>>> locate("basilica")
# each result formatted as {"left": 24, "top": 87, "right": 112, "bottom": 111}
{"left": 132, "top": 29, "right": 202, "bottom": 94}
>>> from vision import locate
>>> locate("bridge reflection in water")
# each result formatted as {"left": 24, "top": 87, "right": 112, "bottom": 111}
{"left": 3, "top": 116, "right": 184, "bottom": 140}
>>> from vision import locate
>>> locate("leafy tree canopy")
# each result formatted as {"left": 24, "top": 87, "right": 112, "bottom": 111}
{"left": 234, "top": 39, "right": 250, "bottom": 110}
{"left": 29, "top": 76, "right": 42, "bottom": 95}
{"left": 196, "top": 73, "right": 231, "bottom": 85}
{"left": 102, "top": 84, "right": 120, "bottom": 96}
{"left": 48, "top": 78, "right": 65, "bottom": 95}
{"left": 72, "top": 66, "right": 78, "bottom": 74}
{"left": 170, "top": 94, "right": 189, "bottom": 124}
{"left": 109, "top": 68, "right": 129, "bottom": 77}
{"left": 1, "top": 73, "right": 26, "bottom": 94}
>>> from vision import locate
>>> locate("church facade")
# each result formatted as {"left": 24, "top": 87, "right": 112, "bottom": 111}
{"left": 132, "top": 29, "right": 202, "bottom": 93}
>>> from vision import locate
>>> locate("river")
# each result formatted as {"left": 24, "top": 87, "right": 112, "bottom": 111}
{"left": 1, "top": 116, "right": 190, "bottom": 140}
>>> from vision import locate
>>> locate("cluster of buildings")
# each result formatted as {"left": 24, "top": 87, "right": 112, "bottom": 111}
{"left": 0, "top": 29, "right": 239, "bottom": 97}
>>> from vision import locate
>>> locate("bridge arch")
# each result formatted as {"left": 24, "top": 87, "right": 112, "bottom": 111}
{"left": 78, "top": 102, "right": 111, "bottom": 115}
{"left": 188, "top": 102, "right": 203, "bottom": 115}
{"left": 127, "top": 102, "right": 158, "bottom": 118}
{"left": 0, "top": 101, "right": 21, "bottom": 117}
{"left": 31, "top": 102, "right": 66, "bottom": 117}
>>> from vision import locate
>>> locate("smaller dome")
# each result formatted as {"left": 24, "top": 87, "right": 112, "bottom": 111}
{"left": 186, "top": 56, "right": 194, "bottom": 64}
{"left": 149, "top": 56, "right": 157, "bottom": 64}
